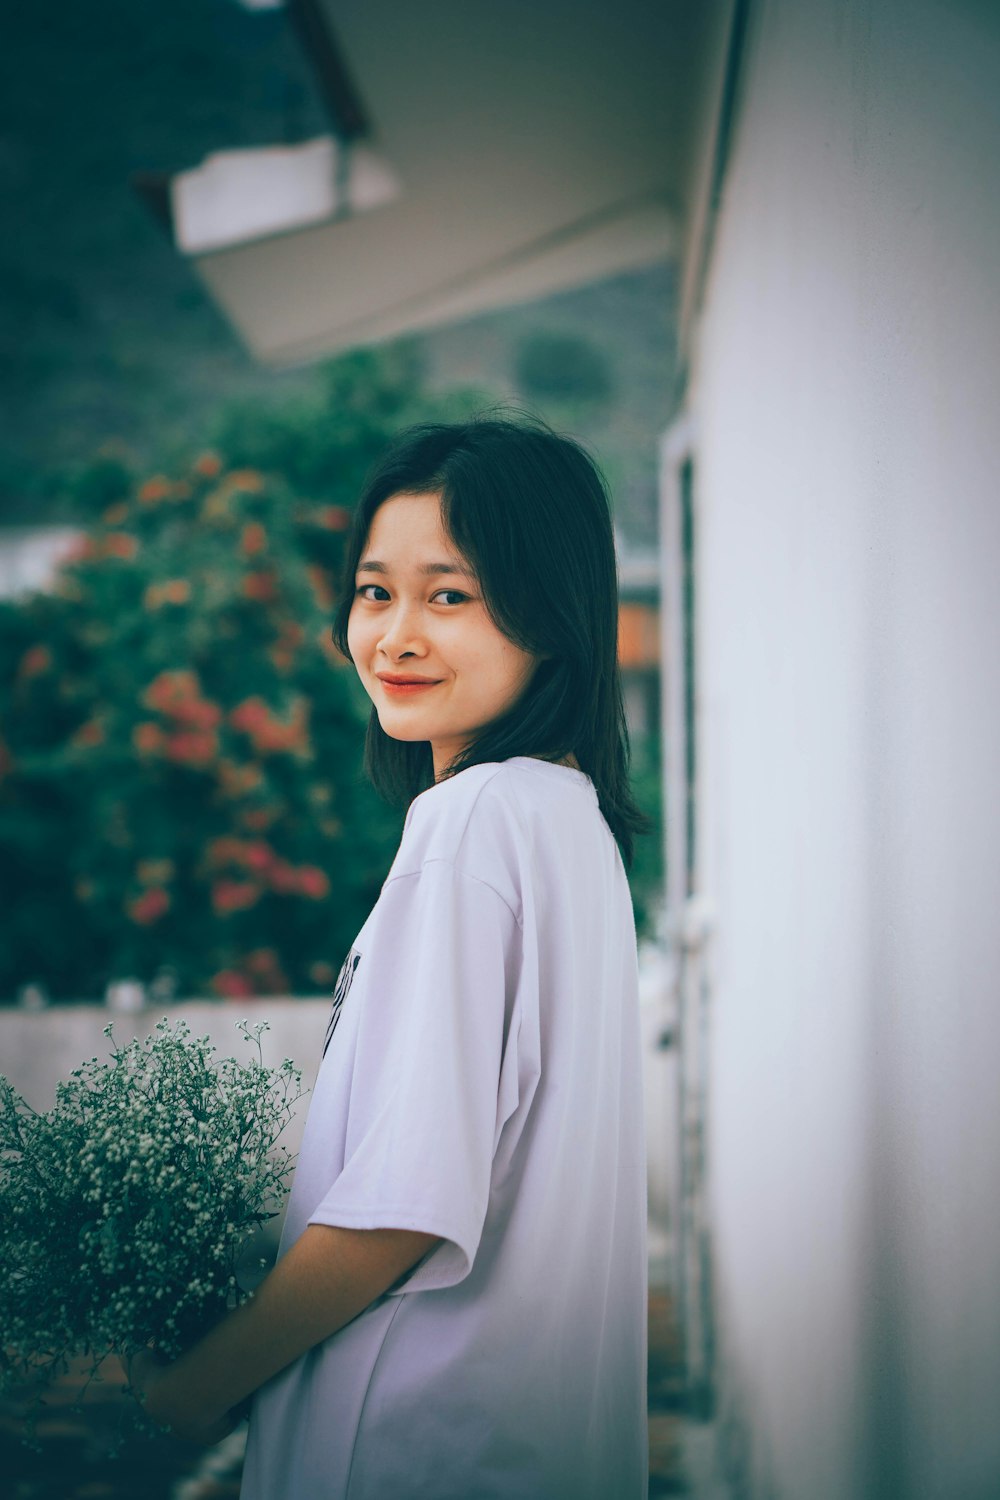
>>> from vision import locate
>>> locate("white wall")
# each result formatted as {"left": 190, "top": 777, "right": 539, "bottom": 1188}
{"left": 681, "top": 0, "right": 1000, "bottom": 1495}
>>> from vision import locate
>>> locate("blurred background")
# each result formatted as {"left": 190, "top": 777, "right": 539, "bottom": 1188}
{"left": 1, "top": 1, "right": 999, "bottom": 1498}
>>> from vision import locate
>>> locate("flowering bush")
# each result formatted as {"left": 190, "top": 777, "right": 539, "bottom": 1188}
{"left": 0, "top": 1018, "right": 304, "bottom": 1419}
{"left": 0, "top": 454, "right": 402, "bottom": 1001}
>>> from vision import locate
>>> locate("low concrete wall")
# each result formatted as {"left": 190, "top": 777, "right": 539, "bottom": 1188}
{"left": 0, "top": 998, "right": 330, "bottom": 1161}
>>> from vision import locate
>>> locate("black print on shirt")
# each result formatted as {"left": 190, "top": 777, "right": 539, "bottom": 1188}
{"left": 323, "top": 947, "right": 361, "bottom": 1057}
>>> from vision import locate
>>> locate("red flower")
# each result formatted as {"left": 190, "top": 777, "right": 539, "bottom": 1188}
{"left": 243, "top": 571, "right": 278, "bottom": 603}
{"left": 306, "top": 564, "right": 334, "bottom": 611}
{"left": 127, "top": 887, "right": 171, "bottom": 925}
{"left": 132, "top": 721, "right": 164, "bottom": 755}
{"left": 104, "top": 532, "right": 139, "bottom": 561}
{"left": 143, "top": 670, "right": 201, "bottom": 714}
{"left": 211, "top": 969, "right": 255, "bottom": 999}
{"left": 240, "top": 522, "right": 268, "bottom": 557}
{"left": 194, "top": 452, "right": 223, "bottom": 478}
{"left": 18, "top": 645, "right": 53, "bottom": 680}
{"left": 211, "top": 879, "right": 262, "bottom": 915}
{"left": 315, "top": 505, "right": 351, "bottom": 531}
{"left": 138, "top": 476, "right": 173, "bottom": 504}
{"left": 245, "top": 948, "right": 291, "bottom": 993}
{"left": 102, "top": 502, "right": 130, "bottom": 525}
{"left": 170, "top": 698, "right": 222, "bottom": 730}
{"left": 229, "top": 698, "right": 270, "bottom": 733}
{"left": 72, "top": 719, "right": 105, "bottom": 749}
{"left": 241, "top": 841, "right": 276, "bottom": 873}
{"left": 164, "top": 730, "right": 218, "bottom": 768}
{"left": 239, "top": 806, "right": 277, "bottom": 831}
{"left": 296, "top": 865, "right": 330, "bottom": 900}
{"left": 267, "top": 859, "right": 300, "bottom": 895}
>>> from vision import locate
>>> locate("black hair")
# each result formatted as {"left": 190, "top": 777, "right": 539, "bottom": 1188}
{"left": 329, "top": 412, "right": 653, "bottom": 870}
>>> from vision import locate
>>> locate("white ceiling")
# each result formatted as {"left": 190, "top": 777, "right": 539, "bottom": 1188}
{"left": 187, "top": 0, "right": 713, "bottom": 366}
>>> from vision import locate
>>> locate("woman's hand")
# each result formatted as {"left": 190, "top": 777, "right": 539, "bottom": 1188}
{"left": 123, "top": 1346, "right": 239, "bottom": 1446}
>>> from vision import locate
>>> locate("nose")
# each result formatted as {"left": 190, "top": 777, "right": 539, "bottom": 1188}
{"left": 376, "top": 597, "right": 429, "bottom": 660}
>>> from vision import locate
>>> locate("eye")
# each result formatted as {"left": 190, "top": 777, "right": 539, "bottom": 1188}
{"left": 354, "top": 584, "right": 470, "bottom": 606}
{"left": 355, "top": 584, "right": 388, "bottom": 601}
{"left": 431, "top": 589, "right": 470, "bottom": 606}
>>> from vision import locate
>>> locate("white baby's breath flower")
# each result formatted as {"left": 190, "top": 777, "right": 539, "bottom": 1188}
{"left": 0, "top": 1017, "right": 306, "bottom": 1431}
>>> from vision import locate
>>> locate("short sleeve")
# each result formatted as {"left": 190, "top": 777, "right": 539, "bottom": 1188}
{"left": 307, "top": 858, "right": 521, "bottom": 1294}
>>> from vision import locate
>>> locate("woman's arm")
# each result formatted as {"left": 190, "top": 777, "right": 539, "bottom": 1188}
{"left": 127, "top": 1223, "right": 441, "bottom": 1442}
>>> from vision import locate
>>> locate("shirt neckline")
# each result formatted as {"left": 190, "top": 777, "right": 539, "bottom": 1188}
{"left": 507, "top": 755, "right": 598, "bottom": 800}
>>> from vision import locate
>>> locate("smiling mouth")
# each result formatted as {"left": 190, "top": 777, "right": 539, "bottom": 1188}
{"left": 379, "top": 679, "right": 442, "bottom": 694}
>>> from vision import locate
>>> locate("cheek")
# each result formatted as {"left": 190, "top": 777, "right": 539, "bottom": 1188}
{"left": 346, "top": 606, "right": 368, "bottom": 664}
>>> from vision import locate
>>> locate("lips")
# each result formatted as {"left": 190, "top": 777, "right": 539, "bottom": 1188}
{"left": 376, "top": 674, "right": 440, "bottom": 685}
{"left": 377, "top": 675, "right": 442, "bottom": 695}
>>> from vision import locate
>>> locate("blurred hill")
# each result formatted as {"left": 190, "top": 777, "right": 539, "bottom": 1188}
{"left": 1, "top": 0, "right": 674, "bottom": 542}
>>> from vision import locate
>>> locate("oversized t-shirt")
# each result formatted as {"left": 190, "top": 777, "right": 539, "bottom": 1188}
{"left": 239, "top": 756, "right": 648, "bottom": 1500}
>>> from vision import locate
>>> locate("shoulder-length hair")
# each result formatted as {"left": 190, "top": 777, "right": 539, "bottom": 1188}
{"left": 329, "top": 413, "right": 653, "bottom": 870}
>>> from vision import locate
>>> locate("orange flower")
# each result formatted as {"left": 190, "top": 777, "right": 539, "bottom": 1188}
{"left": 127, "top": 887, "right": 171, "bottom": 925}
{"left": 142, "top": 669, "right": 201, "bottom": 714}
{"left": 144, "top": 579, "right": 191, "bottom": 610}
{"left": 102, "top": 502, "right": 129, "bottom": 525}
{"left": 240, "top": 522, "right": 267, "bottom": 557}
{"left": 205, "top": 836, "right": 248, "bottom": 867}
{"left": 164, "top": 730, "right": 218, "bottom": 768}
{"left": 243, "top": 571, "right": 278, "bottom": 603}
{"left": 309, "top": 960, "right": 335, "bottom": 987}
{"left": 211, "top": 879, "right": 262, "bottom": 915}
{"left": 211, "top": 969, "right": 255, "bottom": 999}
{"left": 216, "top": 759, "right": 265, "bottom": 798}
{"left": 132, "top": 721, "right": 164, "bottom": 755}
{"left": 226, "top": 468, "right": 264, "bottom": 494}
{"left": 138, "top": 476, "right": 173, "bottom": 504}
{"left": 296, "top": 865, "right": 330, "bottom": 900}
{"left": 71, "top": 719, "right": 105, "bottom": 749}
{"left": 104, "top": 532, "right": 139, "bottom": 561}
{"left": 74, "top": 878, "right": 95, "bottom": 903}
{"left": 194, "top": 451, "right": 223, "bottom": 478}
{"left": 136, "top": 858, "right": 175, "bottom": 885}
{"left": 18, "top": 645, "right": 53, "bottom": 679}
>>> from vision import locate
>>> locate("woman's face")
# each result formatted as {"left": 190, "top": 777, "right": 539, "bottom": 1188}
{"left": 347, "top": 491, "right": 541, "bottom": 781}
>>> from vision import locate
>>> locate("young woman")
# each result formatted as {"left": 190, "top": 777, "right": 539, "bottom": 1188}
{"left": 128, "top": 415, "right": 652, "bottom": 1499}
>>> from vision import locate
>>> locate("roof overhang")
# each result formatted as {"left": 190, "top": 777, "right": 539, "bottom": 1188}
{"left": 159, "top": 0, "right": 713, "bottom": 367}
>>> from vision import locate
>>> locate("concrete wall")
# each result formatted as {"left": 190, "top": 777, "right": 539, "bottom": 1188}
{"left": 678, "top": 0, "right": 1000, "bottom": 1495}
{"left": 0, "top": 999, "right": 330, "bottom": 1153}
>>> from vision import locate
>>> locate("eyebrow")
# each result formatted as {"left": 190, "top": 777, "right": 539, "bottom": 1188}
{"left": 356, "top": 559, "right": 474, "bottom": 578}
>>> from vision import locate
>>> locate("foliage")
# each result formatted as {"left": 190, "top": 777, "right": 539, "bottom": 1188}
{"left": 628, "top": 724, "right": 665, "bottom": 943}
{"left": 0, "top": 1018, "right": 303, "bottom": 1435}
{"left": 513, "top": 329, "right": 615, "bottom": 409}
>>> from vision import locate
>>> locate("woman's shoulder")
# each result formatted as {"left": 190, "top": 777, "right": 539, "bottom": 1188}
{"left": 394, "top": 762, "right": 523, "bottom": 878}
{"left": 390, "top": 757, "right": 600, "bottom": 893}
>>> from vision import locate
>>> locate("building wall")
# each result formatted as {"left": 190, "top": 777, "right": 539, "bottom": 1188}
{"left": 679, "top": 1, "right": 1000, "bottom": 1495}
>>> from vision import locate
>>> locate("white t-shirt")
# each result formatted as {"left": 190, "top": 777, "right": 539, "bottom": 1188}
{"left": 240, "top": 756, "right": 648, "bottom": 1500}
